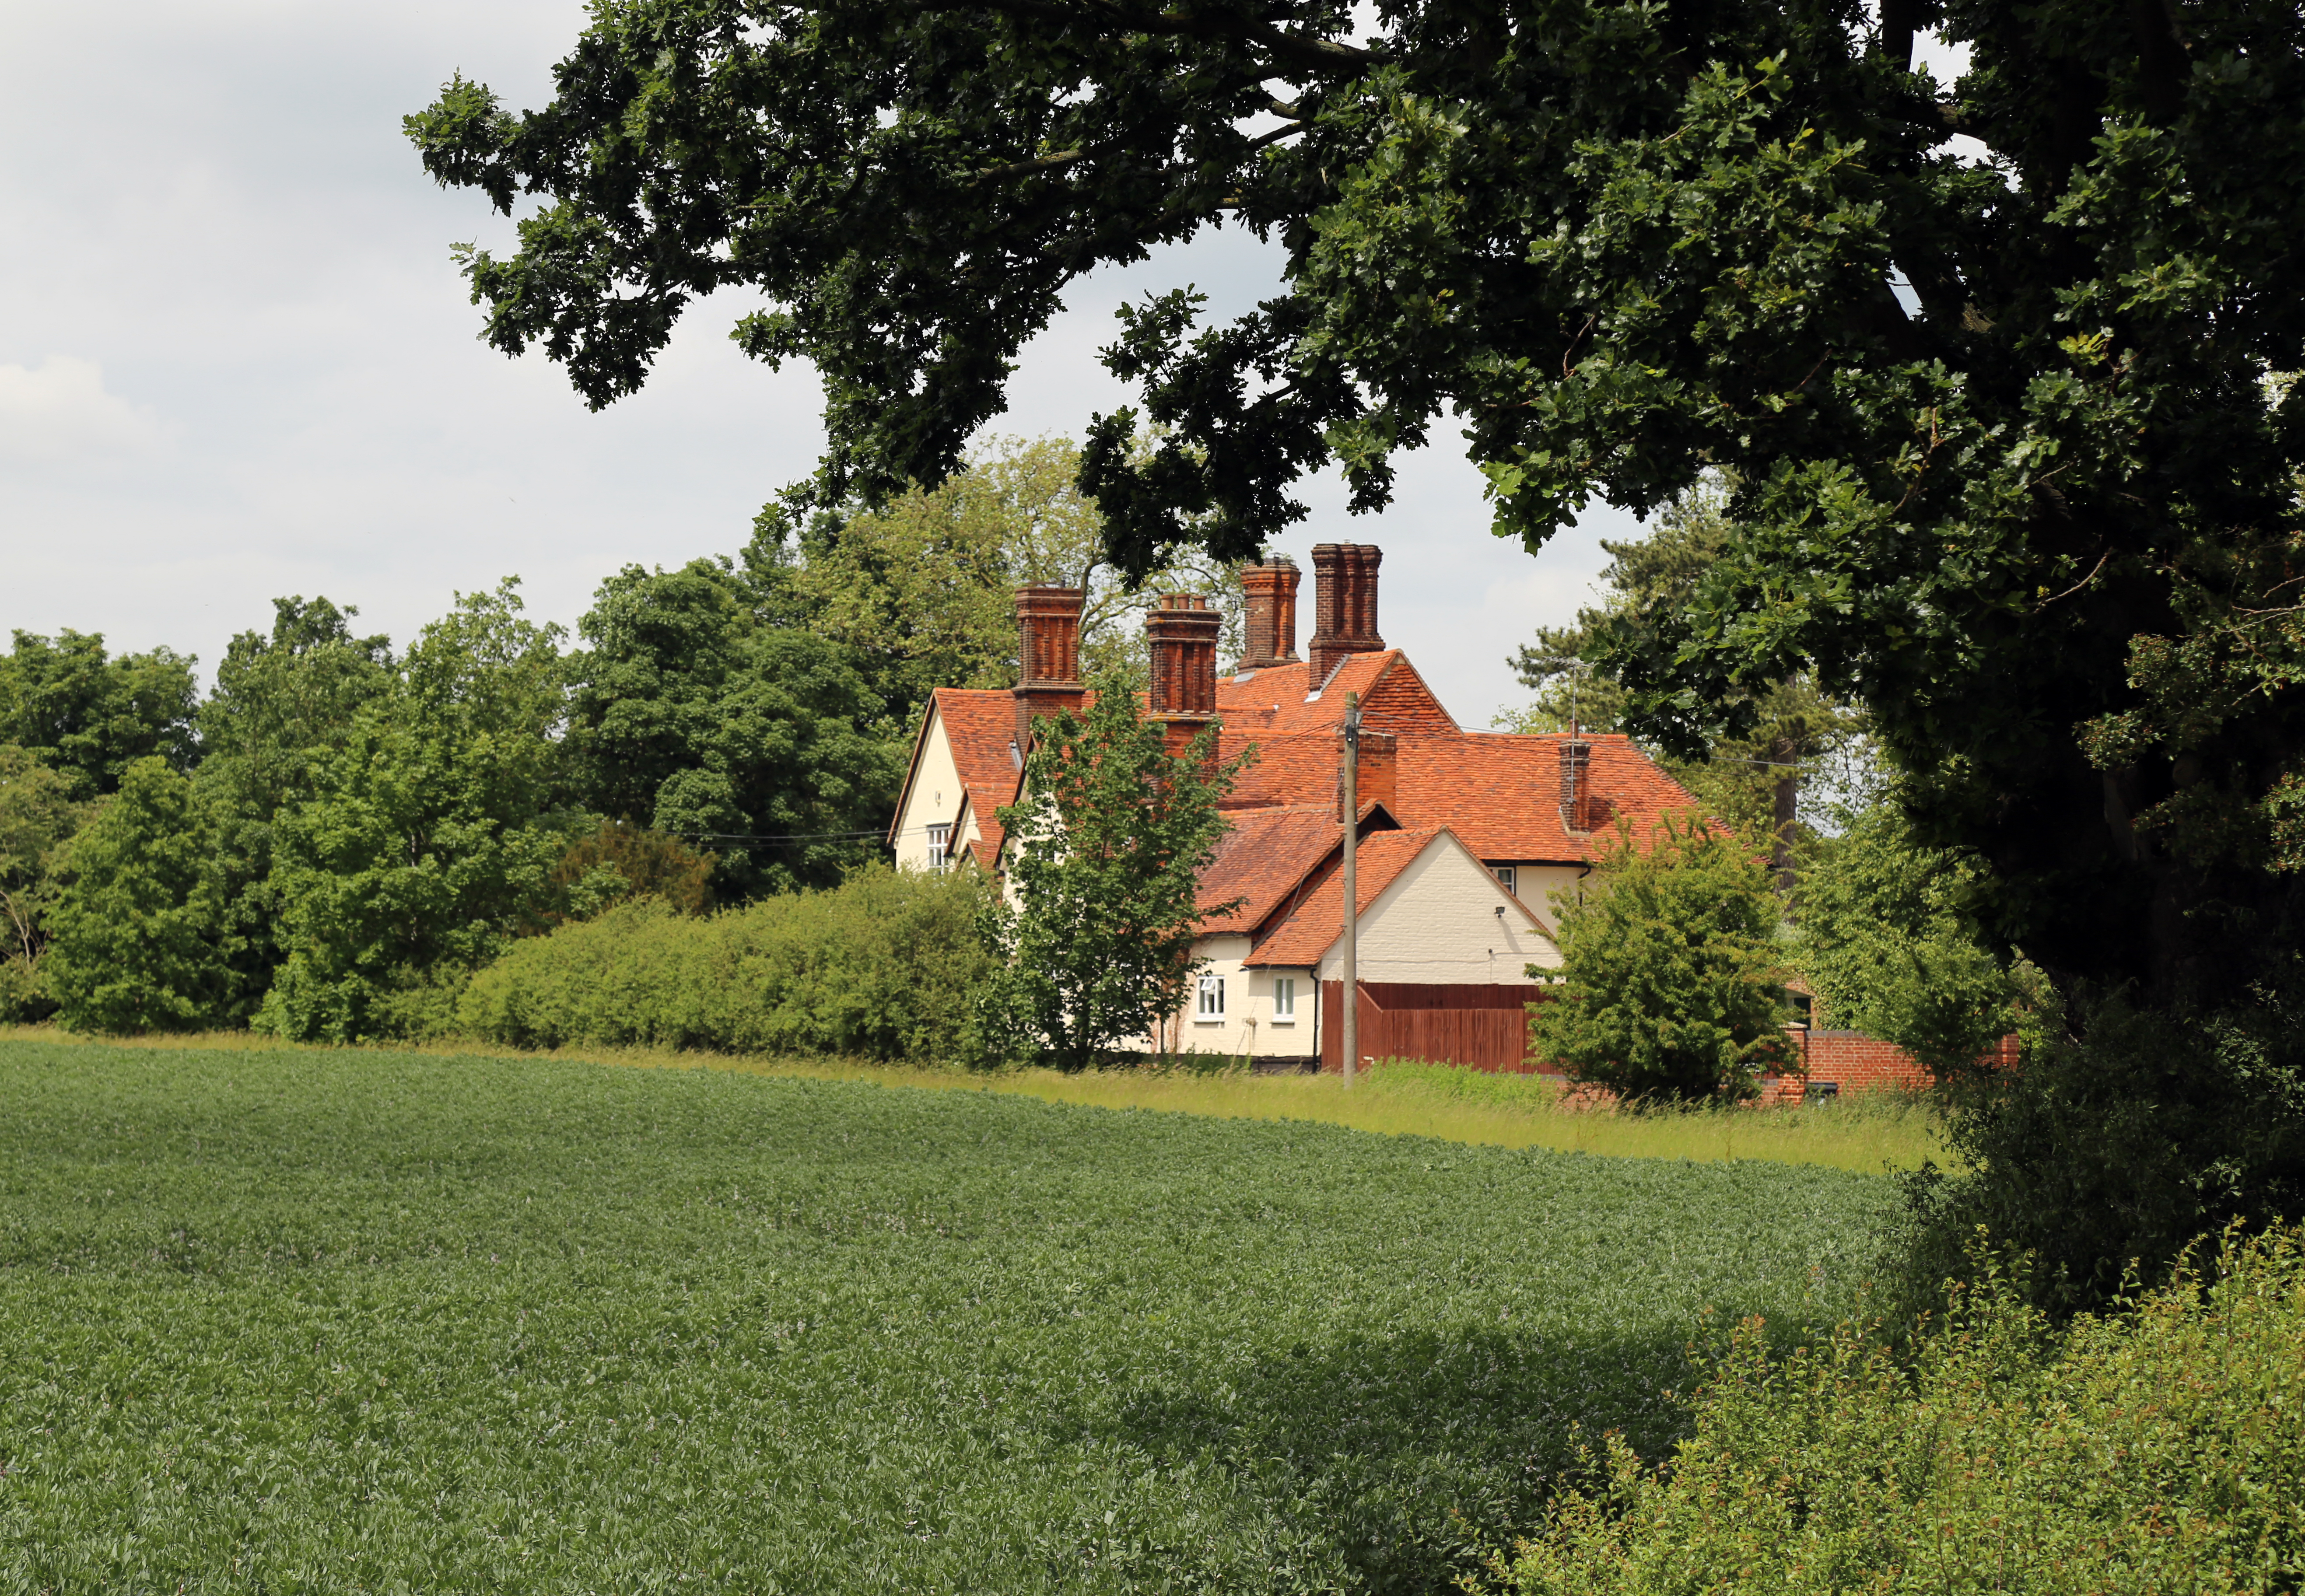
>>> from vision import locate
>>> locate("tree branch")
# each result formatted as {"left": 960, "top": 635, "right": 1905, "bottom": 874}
{"left": 973, "top": 147, "right": 1088, "bottom": 184}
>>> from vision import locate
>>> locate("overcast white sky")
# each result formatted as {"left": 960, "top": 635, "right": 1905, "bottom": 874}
{"left": 0, "top": 0, "right": 1647, "bottom": 726}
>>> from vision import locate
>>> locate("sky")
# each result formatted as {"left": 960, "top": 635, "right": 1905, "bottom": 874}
{"left": 0, "top": 0, "right": 1662, "bottom": 729}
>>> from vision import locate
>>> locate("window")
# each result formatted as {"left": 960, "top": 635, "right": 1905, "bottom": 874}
{"left": 1272, "top": 976, "right": 1296, "bottom": 1023}
{"left": 926, "top": 823, "right": 950, "bottom": 872}
{"left": 1196, "top": 973, "right": 1225, "bottom": 1020}
{"left": 1492, "top": 865, "right": 1517, "bottom": 895}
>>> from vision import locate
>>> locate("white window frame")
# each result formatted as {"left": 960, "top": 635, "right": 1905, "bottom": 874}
{"left": 1271, "top": 975, "right": 1296, "bottom": 1024}
{"left": 1195, "top": 972, "right": 1225, "bottom": 1022}
{"left": 925, "top": 822, "right": 951, "bottom": 872}
{"left": 1492, "top": 864, "right": 1517, "bottom": 896}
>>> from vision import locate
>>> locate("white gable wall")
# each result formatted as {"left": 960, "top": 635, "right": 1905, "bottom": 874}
{"left": 1315, "top": 836, "right": 1559, "bottom": 984}
{"left": 891, "top": 705, "right": 972, "bottom": 872}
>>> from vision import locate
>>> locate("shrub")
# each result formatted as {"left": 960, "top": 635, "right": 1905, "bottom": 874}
{"left": 1527, "top": 814, "right": 1796, "bottom": 1101}
{"left": 1477, "top": 1224, "right": 2305, "bottom": 1595}
{"left": 459, "top": 864, "right": 994, "bottom": 1061}
{"left": 1901, "top": 987, "right": 2305, "bottom": 1318}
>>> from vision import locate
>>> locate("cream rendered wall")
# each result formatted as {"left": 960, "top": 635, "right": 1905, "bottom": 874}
{"left": 891, "top": 707, "right": 975, "bottom": 872}
{"left": 1512, "top": 864, "right": 1588, "bottom": 938}
{"left": 1317, "top": 836, "right": 1559, "bottom": 984}
{"left": 1115, "top": 935, "right": 1321, "bottom": 1059}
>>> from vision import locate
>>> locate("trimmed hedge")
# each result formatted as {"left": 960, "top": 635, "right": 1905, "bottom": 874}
{"left": 1478, "top": 1225, "right": 2305, "bottom": 1594}
{"left": 459, "top": 865, "right": 993, "bottom": 1061}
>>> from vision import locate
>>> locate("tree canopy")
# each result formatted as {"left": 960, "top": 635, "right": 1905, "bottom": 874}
{"left": 410, "top": 0, "right": 2305, "bottom": 1014}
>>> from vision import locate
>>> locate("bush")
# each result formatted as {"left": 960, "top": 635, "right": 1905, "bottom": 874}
{"left": 1901, "top": 987, "right": 2305, "bottom": 1318}
{"left": 1477, "top": 1224, "right": 2305, "bottom": 1595}
{"left": 1527, "top": 815, "right": 1797, "bottom": 1101}
{"left": 459, "top": 865, "right": 994, "bottom": 1062}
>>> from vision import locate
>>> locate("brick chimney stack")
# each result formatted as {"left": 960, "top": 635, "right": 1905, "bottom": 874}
{"left": 1559, "top": 731, "right": 1593, "bottom": 835}
{"left": 1145, "top": 593, "right": 1222, "bottom": 753}
{"left": 1238, "top": 560, "right": 1302, "bottom": 671}
{"left": 1012, "top": 584, "right": 1086, "bottom": 756}
{"left": 1308, "top": 543, "right": 1385, "bottom": 686}
{"left": 1340, "top": 726, "right": 1397, "bottom": 818}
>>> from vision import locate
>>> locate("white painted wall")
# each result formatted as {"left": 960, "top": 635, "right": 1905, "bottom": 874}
{"left": 1511, "top": 864, "right": 1588, "bottom": 938}
{"left": 1316, "top": 836, "right": 1560, "bottom": 984}
{"left": 1117, "top": 936, "right": 1320, "bottom": 1059}
{"left": 890, "top": 707, "right": 974, "bottom": 872}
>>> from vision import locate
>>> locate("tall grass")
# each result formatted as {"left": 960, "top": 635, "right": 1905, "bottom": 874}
{"left": 5, "top": 1025, "right": 1944, "bottom": 1172}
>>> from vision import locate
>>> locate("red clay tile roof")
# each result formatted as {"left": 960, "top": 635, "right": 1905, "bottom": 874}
{"left": 1242, "top": 825, "right": 1548, "bottom": 967}
{"left": 895, "top": 688, "right": 1022, "bottom": 864}
{"left": 1388, "top": 732, "right": 1705, "bottom": 864}
{"left": 1196, "top": 805, "right": 1346, "bottom": 934}
{"left": 1212, "top": 650, "right": 1458, "bottom": 735}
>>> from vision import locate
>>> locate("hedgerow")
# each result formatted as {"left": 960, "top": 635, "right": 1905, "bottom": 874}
{"left": 1477, "top": 1225, "right": 2305, "bottom": 1594}
{"left": 458, "top": 864, "right": 993, "bottom": 1060}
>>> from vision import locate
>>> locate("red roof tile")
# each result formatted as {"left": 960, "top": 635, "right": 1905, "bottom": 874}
{"left": 1242, "top": 825, "right": 1548, "bottom": 967}
{"left": 897, "top": 688, "right": 1022, "bottom": 865}
{"left": 1239, "top": 827, "right": 1442, "bottom": 966}
{"left": 1212, "top": 651, "right": 1458, "bottom": 735}
{"left": 1388, "top": 732, "right": 1706, "bottom": 863}
{"left": 1196, "top": 805, "right": 1347, "bottom": 934}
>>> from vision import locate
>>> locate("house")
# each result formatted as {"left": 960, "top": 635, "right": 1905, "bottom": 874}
{"left": 888, "top": 544, "right": 1708, "bottom": 1070}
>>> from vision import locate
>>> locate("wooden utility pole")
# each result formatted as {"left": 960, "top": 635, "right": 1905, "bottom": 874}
{"left": 1341, "top": 691, "right": 1359, "bottom": 1088}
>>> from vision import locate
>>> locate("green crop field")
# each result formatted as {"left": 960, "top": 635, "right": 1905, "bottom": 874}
{"left": 0, "top": 1042, "right": 1899, "bottom": 1593}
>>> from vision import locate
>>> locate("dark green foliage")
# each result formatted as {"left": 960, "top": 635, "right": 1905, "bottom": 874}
{"left": 1505, "top": 480, "right": 1865, "bottom": 882}
{"left": 1794, "top": 798, "right": 2028, "bottom": 1078}
{"left": 1529, "top": 818, "right": 1797, "bottom": 1102}
{"left": 460, "top": 865, "right": 992, "bottom": 1061}
{"left": 193, "top": 596, "right": 398, "bottom": 1019}
{"left": 0, "top": 1040, "right": 1894, "bottom": 1592}
{"left": 1903, "top": 990, "right": 2305, "bottom": 1319}
{"left": 1479, "top": 1227, "right": 2305, "bottom": 1594}
{"left": 44, "top": 758, "right": 229, "bottom": 1033}
{"left": 0, "top": 630, "right": 198, "bottom": 797}
{"left": 257, "top": 583, "right": 576, "bottom": 1043}
{"left": 0, "top": 746, "right": 88, "bottom": 1021}
{"left": 546, "top": 818, "right": 717, "bottom": 922}
{"left": 405, "top": 7, "right": 2305, "bottom": 1268}
{"left": 986, "top": 682, "right": 1246, "bottom": 1071}
{"left": 564, "top": 558, "right": 899, "bottom": 896}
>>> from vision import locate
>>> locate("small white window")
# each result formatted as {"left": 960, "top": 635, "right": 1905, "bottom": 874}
{"left": 926, "top": 823, "right": 951, "bottom": 872}
{"left": 1196, "top": 973, "right": 1225, "bottom": 1020}
{"left": 1492, "top": 865, "right": 1517, "bottom": 895}
{"left": 1272, "top": 976, "right": 1296, "bottom": 1022}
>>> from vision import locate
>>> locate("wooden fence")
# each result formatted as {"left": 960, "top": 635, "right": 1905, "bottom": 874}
{"left": 1319, "top": 982, "right": 1552, "bottom": 1073}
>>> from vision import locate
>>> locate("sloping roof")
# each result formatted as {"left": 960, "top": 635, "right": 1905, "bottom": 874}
{"left": 1389, "top": 732, "right": 1705, "bottom": 864}
{"left": 1212, "top": 650, "right": 1458, "bottom": 735}
{"left": 904, "top": 688, "right": 1022, "bottom": 865}
{"left": 1242, "top": 825, "right": 1547, "bottom": 967}
{"left": 1195, "top": 805, "right": 1346, "bottom": 934}
{"left": 1240, "top": 826, "right": 1438, "bottom": 966}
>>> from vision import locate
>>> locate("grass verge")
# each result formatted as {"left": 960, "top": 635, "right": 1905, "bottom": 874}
{"left": 1, "top": 1025, "right": 1945, "bottom": 1173}
{"left": 0, "top": 1039, "right": 1899, "bottom": 1592}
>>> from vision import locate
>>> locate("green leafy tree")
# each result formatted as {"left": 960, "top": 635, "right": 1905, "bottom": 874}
{"left": 0, "top": 630, "right": 198, "bottom": 797}
{"left": 1793, "top": 798, "right": 2031, "bottom": 1079}
{"left": 984, "top": 681, "right": 1244, "bottom": 1071}
{"left": 0, "top": 746, "right": 89, "bottom": 1020}
{"left": 258, "top": 581, "right": 575, "bottom": 1042}
{"left": 1530, "top": 817, "right": 1798, "bottom": 1102}
{"left": 546, "top": 819, "right": 718, "bottom": 924}
{"left": 45, "top": 757, "right": 228, "bottom": 1033}
{"left": 409, "top": 0, "right": 2305, "bottom": 1007}
{"left": 564, "top": 559, "right": 898, "bottom": 896}
{"left": 194, "top": 597, "right": 399, "bottom": 1018}
{"left": 750, "top": 434, "right": 1247, "bottom": 736}
{"left": 1502, "top": 478, "right": 1866, "bottom": 887}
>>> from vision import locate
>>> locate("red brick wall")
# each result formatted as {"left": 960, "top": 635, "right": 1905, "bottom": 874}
{"left": 1759, "top": 1030, "right": 2020, "bottom": 1104}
